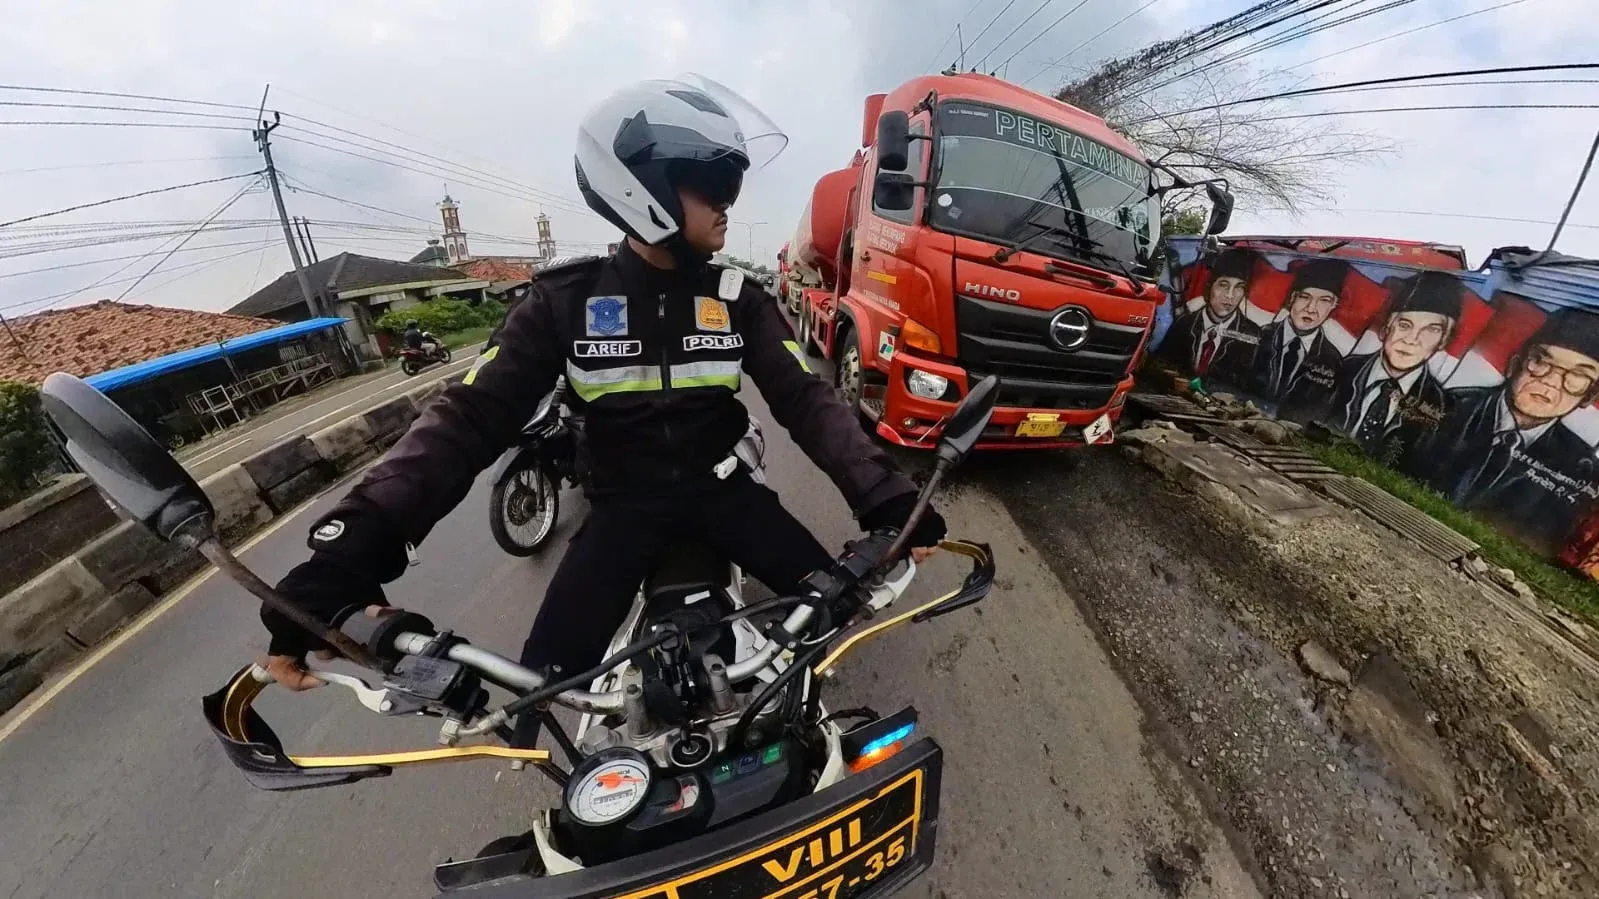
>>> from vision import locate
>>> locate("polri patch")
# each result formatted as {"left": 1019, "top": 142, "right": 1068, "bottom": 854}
{"left": 585, "top": 296, "right": 628, "bottom": 337}
{"left": 574, "top": 340, "right": 643, "bottom": 358}
{"left": 696, "top": 297, "right": 731, "bottom": 333}
{"left": 684, "top": 334, "right": 744, "bottom": 352}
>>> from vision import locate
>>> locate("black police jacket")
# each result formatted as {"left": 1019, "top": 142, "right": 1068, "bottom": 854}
{"left": 309, "top": 242, "right": 918, "bottom": 579}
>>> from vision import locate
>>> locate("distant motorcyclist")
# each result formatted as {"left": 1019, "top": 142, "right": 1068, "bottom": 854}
{"left": 257, "top": 75, "right": 944, "bottom": 748}
{"left": 402, "top": 320, "right": 441, "bottom": 354}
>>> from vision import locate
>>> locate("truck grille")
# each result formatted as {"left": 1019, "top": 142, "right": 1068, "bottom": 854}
{"left": 955, "top": 294, "right": 1146, "bottom": 410}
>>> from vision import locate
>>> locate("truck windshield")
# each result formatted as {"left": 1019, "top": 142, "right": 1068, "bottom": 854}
{"left": 929, "top": 100, "right": 1159, "bottom": 270}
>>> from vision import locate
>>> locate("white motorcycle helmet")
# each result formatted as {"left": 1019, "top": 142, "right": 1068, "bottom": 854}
{"left": 575, "top": 74, "right": 787, "bottom": 257}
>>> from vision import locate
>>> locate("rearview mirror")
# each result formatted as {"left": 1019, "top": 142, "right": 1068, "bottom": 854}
{"left": 873, "top": 171, "right": 916, "bottom": 212}
{"left": 939, "top": 375, "right": 1000, "bottom": 466}
{"left": 875, "top": 110, "right": 910, "bottom": 172}
{"left": 39, "top": 372, "right": 215, "bottom": 544}
{"left": 1204, "top": 182, "right": 1234, "bottom": 235}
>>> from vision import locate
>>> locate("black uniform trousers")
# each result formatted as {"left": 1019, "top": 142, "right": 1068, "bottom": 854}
{"left": 517, "top": 471, "right": 833, "bottom": 677}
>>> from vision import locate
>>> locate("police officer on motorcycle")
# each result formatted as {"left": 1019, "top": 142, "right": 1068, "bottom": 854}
{"left": 258, "top": 75, "right": 944, "bottom": 747}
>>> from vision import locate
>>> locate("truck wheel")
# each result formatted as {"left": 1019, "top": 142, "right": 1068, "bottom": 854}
{"left": 786, "top": 284, "right": 801, "bottom": 317}
{"left": 797, "top": 296, "right": 819, "bottom": 357}
{"left": 835, "top": 328, "right": 869, "bottom": 424}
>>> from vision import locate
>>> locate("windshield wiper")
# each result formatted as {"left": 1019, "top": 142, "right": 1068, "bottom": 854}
{"left": 1061, "top": 241, "right": 1150, "bottom": 292}
{"left": 994, "top": 223, "right": 1149, "bottom": 292}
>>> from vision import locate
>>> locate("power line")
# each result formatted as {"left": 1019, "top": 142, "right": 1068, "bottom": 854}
{"left": 0, "top": 100, "right": 256, "bottom": 123}
{"left": 1327, "top": 207, "right": 1599, "bottom": 231}
{"left": 0, "top": 241, "right": 280, "bottom": 315}
{"left": 991, "top": 0, "right": 1097, "bottom": 74}
{"left": 1124, "top": 63, "right": 1599, "bottom": 124}
{"left": 962, "top": 0, "right": 1022, "bottom": 66}
{"left": 0, "top": 234, "right": 280, "bottom": 280}
{"left": 1290, "top": 0, "right": 1532, "bottom": 71}
{"left": 0, "top": 83, "right": 255, "bottom": 111}
{"left": 974, "top": 0, "right": 1061, "bottom": 71}
{"left": 0, "top": 120, "right": 243, "bottom": 131}
{"left": 1244, "top": 102, "right": 1599, "bottom": 123}
{"left": 115, "top": 178, "right": 262, "bottom": 302}
{"left": 0, "top": 155, "right": 257, "bottom": 177}
{"left": 0, "top": 171, "right": 263, "bottom": 229}
{"left": 925, "top": 0, "right": 990, "bottom": 71}
{"left": 1024, "top": 0, "right": 1169, "bottom": 85}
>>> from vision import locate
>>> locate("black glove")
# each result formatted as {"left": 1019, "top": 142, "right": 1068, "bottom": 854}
{"left": 261, "top": 507, "right": 406, "bottom": 658}
{"left": 860, "top": 492, "right": 946, "bottom": 550}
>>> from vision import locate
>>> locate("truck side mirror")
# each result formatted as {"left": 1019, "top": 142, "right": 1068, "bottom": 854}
{"left": 1204, "top": 182, "right": 1234, "bottom": 235}
{"left": 876, "top": 110, "right": 910, "bottom": 172}
{"left": 874, "top": 172, "right": 916, "bottom": 212}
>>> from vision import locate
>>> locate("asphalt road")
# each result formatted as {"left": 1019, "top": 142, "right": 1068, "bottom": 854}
{"left": 0, "top": 349, "right": 1259, "bottom": 897}
{"left": 177, "top": 349, "right": 481, "bottom": 481}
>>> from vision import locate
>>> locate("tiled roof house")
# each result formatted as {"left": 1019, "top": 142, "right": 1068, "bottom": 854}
{"left": 0, "top": 301, "right": 275, "bottom": 385}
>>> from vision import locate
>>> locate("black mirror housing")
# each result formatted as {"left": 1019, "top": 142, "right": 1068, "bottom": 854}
{"left": 938, "top": 375, "right": 1001, "bottom": 465}
{"left": 1204, "top": 182, "right": 1235, "bottom": 235}
{"left": 876, "top": 110, "right": 911, "bottom": 172}
{"left": 39, "top": 372, "right": 215, "bottom": 543}
{"left": 873, "top": 171, "right": 916, "bottom": 212}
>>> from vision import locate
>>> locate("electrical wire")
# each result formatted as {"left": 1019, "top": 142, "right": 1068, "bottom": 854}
{"left": 0, "top": 83, "right": 255, "bottom": 111}
{"left": 0, "top": 155, "right": 258, "bottom": 177}
{"left": 0, "top": 120, "right": 244, "bottom": 131}
{"left": 974, "top": 0, "right": 1062, "bottom": 71}
{"left": 114, "top": 177, "right": 260, "bottom": 302}
{"left": 962, "top": 0, "right": 1022, "bottom": 66}
{"left": 0, "top": 100, "right": 256, "bottom": 123}
{"left": 0, "top": 240, "right": 281, "bottom": 315}
{"left": 1328, "top": 207, "right": 1599, "bottom": 231}
{"left": 1122, "top": 63, "right": 1599, "bottom": 124}
{"left": 1023, "top": 0, "right": 1169, "bottom": 85}
{"left": 0, "top": 171, "right": 264, "bottom": 229}
{"left": 1242, "top": 102, "right": 1599, "bottom": 123}
{"left": 0, "top": 234, "right": 280, "bottom": 280}
{"left": 1291, "top": 0, "right": 1531, "bottom": 71}
{"left": 925, "top": 0, "right": 991, "bottom": 71}
{"left": 989, "top": 0, "right": 1097, "bottom": 74}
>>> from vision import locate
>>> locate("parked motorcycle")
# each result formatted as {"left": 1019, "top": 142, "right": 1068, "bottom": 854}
{"left": 38, "top": 370, "right": 999, "bottom": 899}
{"left": 487, "top": 376, "right": 580, "bottom": 556}
{"left": 400, "top": 335, "right": 451, "bottom": 376}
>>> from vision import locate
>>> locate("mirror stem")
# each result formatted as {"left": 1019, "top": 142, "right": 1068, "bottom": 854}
{"left": 878, "top": 459, "right": 951, "bottom": 573}
{"left": 192, "top": 538, "right": 384, "bottom": 670}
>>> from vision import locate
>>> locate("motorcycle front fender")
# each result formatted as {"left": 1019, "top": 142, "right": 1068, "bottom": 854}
{"left": 488, "top": 441, "right": 542, "bottom": 487}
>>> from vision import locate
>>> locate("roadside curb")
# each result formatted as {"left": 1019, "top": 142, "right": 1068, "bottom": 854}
{"left": 1121, "top": 391, "right": 1599, "bottom": 896}
{"left": 0, "top": 372, "right": 465, "bottom": 717}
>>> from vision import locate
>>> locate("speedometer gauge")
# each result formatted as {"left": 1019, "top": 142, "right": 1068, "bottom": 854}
{"left": 564, "top": 749, "right": 653, "bottom": 825}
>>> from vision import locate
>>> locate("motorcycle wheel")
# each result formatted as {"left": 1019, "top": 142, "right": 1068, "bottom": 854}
{"left": 439, "top": 347, "right": 452, "bottom": 364}
{"left": 402, "top": 358, "right": 422, "bottom": 376}
{"left": 489, "top": 463, "right": 560, "bottom": 556}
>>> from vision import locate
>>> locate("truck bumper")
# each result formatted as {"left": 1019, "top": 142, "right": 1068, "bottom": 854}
{"left": 871, "top": 351, "right": 1131, "bottom": 451}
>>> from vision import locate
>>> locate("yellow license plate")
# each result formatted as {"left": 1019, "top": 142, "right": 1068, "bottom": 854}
{"left": 621, "top": 769, "right": 926, "bottom": 899}
{"left": 1016, "top": 417, "right": 1067, "bottom": 438}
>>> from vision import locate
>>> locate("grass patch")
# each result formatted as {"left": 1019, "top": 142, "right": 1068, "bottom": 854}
{"left": 440, "top": 326, "right": 493, "bottom": 350}
{"left": 1301, "top": 438, "right": 1599, "bottom": 627}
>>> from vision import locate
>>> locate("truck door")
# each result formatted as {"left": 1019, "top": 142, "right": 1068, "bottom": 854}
{"left": 857, "top": 114, "right": 930, "bottom": 356}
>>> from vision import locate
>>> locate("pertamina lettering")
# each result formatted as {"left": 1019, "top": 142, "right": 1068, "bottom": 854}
{"left": 684, "top": 334, "right": 745, "bottom": 352}
{"left": 574, "top": 340, "right": 643, "bottom": 358}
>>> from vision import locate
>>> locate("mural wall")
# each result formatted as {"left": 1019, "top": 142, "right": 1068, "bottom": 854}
{"left": 1156, "top": 238, "right": 1599, "bottom": 566}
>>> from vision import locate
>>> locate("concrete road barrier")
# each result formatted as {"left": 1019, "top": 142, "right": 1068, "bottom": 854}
{"left": 0, "top": 385, "right": 444, "bottom": 715}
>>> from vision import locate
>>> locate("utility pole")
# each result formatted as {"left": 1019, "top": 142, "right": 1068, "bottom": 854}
{"left": 1546, "top": 127, "right": 1599, "bottom": 254}
{"left": 293, "top": 216, "right": 320, "bottom": 264}
{"left": 735, "top": 220, "right": 766, "bottom": 264}
{"left": 252, "top": 86, "right": 322, "bottom": 318}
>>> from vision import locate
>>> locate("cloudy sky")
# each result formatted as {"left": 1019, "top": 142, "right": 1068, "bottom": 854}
{"left": 2, "top": 0, "right": 1596, "bottom": 317}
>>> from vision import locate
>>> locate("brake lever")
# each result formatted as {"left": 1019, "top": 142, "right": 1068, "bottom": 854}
{"left": 249, "top": 663, "right": 394, "bottom": 714}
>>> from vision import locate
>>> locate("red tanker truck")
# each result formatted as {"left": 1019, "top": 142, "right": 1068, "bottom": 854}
{"left": 790, "top": 72, "right": 1232, "bottom": 450}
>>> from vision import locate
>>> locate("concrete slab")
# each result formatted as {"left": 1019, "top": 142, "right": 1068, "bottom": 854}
{"left": 1140, "top": 439, "right": 1329, "bottom": 528}
{"left": 75, "top": 520, "right": 168, "bottom": 590}
{"left": 66, "top": 582, "right": 158, "bottom": 647}
{"left": 263, "top": 466, "right": 335, "bottom": 515}
{"left": 309, "top": 416, "right": 377, "bottom": 472}
{"left": 363, "top": 395, "right": 419, "bottom": 439}
{"left": 199, "top": 463, "right": 274, "bottom": 544}
{"left": 241, "top": 437, "right": 324, "bottom": 491}
{"left": 0, "top": 558, "right": 106, "bottom": 654}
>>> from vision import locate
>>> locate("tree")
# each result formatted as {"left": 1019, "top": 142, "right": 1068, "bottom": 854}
{"left": 1053, "top": 9, "right": 1390, "bottom": 214}
{"left": 0, "top": 380, "right": 57, "bottom": 506}
{"left": 1162, "top": 207, "right": 1208, "bottom": 236}
{"left": 375, "top": 299, "right": 505, "bottom": 337}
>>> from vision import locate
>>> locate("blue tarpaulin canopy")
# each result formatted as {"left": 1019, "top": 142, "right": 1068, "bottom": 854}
{"left": 84, "top": 317, "right": 348, "bottom": 392}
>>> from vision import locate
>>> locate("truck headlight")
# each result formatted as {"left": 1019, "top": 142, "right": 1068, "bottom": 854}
{"left": 907, "top": 370, "right": 950, "bottom": 400}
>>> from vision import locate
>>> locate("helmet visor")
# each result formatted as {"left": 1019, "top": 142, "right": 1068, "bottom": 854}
{"left": 666, "top": 72, "right": 788, "bottom": 171}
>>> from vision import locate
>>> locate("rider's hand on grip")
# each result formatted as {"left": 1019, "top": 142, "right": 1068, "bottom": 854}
{"left": 261, "top": 555, "right": 389, "bottom": 660}
{"left": 258, "top": 605, "right": 392, "bottom": 691}
{"left": 860, "top": 492, "right": 947, "bottom": 563}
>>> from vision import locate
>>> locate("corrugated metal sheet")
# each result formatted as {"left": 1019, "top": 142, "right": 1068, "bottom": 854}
{"left": 1486, "top": 250, "right": 1599, "bottom": 312}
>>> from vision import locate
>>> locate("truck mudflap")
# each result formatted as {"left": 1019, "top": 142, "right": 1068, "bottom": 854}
{"left": 437, "top": 737, "right": 944, "bottom": 899}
